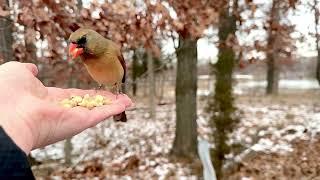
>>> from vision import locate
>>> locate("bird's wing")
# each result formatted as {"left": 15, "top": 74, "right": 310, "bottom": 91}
{"left": 117, "top": 52, "right": 126, "bottom": 83}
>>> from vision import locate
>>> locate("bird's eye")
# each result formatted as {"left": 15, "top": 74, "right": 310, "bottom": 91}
{"left": 77, "top": 35, "right": 87, "bottom": 45}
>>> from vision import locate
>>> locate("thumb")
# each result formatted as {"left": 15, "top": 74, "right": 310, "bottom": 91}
{"left": 23, "top": 63, "right": 38, "bottom": 76}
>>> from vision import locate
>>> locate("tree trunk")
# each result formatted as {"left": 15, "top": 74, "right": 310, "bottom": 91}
{"left": 209, "top": 2, "right": 238, "bottom": 178}
{"left": 132, "top": 50, "right": 138, "bottom": 96}
{"left": 0, "top": 0, "right": 13, "bottom": 62}
{"left": 313, "top": 0, "right": 320, "bottom": 85}
{"left": 156, "top": 73, "right": 165, "bottom": 102}
{"left": 147, "top": 52, "right": 156, "bottom": 119}
{"left": 171, "top": 35, "right": 198, "bottom": 158}
{"left": 77, "top": 0, "right": 83, "bottom": 11}
{"left": 64, "top": 72, "right": 78, "bottom": 165}
{"left": 25, "top": 41, "right": 37, "bottom": 62}
{"left": 64, "top": 138, "right": 73, "bottom": 165}
{"left": 24, "top": 28, "right": 37, "bottom": 63}
{"left": 266, "top": 52, "right": 279, "bottom": 94}
{"left": 266, "top": 0, "right": 280, "bottom": 95}
{"left": 317, "top": 49, "right": 320, "bottom": 85}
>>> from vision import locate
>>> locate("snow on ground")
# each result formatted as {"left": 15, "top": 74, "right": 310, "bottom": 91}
{"left": 31, "top": 93, "right": 320, "bottom": 179}
{"left": 230, "top": 103, "right": 317, "bottom": 154}
{"left": 32, "top": 103, "right": 201, "bottom": 179}
{"left": 227, "top": 135, "right": 320, "bottom": 179}
{"left": 236, "top": 79, "right": 319, "bottom": 90}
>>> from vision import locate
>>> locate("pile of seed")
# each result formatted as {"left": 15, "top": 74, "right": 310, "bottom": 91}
{"left": 60, "top": 94, "right": 112, "bottom": 109}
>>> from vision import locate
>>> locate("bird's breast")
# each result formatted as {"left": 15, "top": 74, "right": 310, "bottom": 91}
{"left": 82, "top": 54, "right": 124, "bottom": 86}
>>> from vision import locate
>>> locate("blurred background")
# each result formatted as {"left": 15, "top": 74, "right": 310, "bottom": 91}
{"left": 0, "top": 0, "right": 319, "bottom": 179}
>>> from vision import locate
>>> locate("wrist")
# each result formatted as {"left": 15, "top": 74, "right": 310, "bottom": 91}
{"left": 0, "top": 117, "right": 34, "bottom": 155}
{"left": 0, "top": 99, "right": 40, "bottom": 154}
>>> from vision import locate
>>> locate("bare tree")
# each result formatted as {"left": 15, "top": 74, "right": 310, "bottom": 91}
{"left": 265, "top": 0, "right": 296, "bottom": 94}
{"left": 147, "top": 52, "right": 156, "bottom": 119}
{"left": 172, "top": 33, "right": 198, "bottom": 157}
{"left": 266, "top": 0, "right": 281, "bottom": 95}
{"left": 132, "top": 50, "right": 139, "bottom": 96}
{"left": 208, "top": 0, "right": 238, "bottom": 178}
{"left": 64, "top": 139, "right": 73, "bottom": 165}
{"left": 0, "top": 0, "right": 13, "bottom": 62}
{"left": 313, "top": 0, "right": 320, "bottom": 85}
{"left": 64, "top": 0, "right": 83, "bottom": 166}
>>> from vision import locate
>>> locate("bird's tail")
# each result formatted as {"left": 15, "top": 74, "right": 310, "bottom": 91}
{"left": 113, "top": 111, "right": 127, "bottom": 122}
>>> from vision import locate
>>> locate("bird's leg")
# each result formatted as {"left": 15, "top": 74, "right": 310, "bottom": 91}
{"left": 95, "top": 84, "right": 104, "bottom": 93}
{"left": 109, "top": 83, "right": 119, "bottom": 99}
{"left": 109, "top": 83, "right": 122, "bottom": 99}
{"left": 111, "top": 83, "right": 120, "bottom": 99}
{"left": 119, "top": 83, "right": 125, "bottom": 94}
{"left": 115, "top": 83, "right": 120, "bottom": 99}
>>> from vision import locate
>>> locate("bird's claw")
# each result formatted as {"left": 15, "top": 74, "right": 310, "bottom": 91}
{"left": 94, "top": 84, "right": 104, "bottom": 94}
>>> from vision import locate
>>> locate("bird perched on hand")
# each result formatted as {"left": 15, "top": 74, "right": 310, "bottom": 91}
{"left": 68, "top": 28, "right": 127, "bottom": 122}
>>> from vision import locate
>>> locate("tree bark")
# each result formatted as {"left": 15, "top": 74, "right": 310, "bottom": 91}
{"left": 64, "top": 138, "right": 73, "bottom": 165}
{"left": 63, "top": 68, "right": 78, "bottom": 165}
{"left": 77, "top": 0, "right": 83, "bottom": 12}
{"left": 24, "top": 28, "right": 37, "bottom": 63}
{"left": 0, "top": 0, "right": 13, "bottom": 62}
{"left": 209, "top": 1, "right": 238, "bottom": 178}
{"left": 313, "top": 0, "right": 320, "bottom": 85}
{"left": 317, "top": 49, "right": 320, "bottom": 86}
{"left": 266, "top": 0, "right": 280, "bottom": 95}
{"left": 63, "top": 0, "right": 81, "bottom": 166}
{"left": 132, "top": 50, "right": 138, "bottom": 96}
{"left": 156, "top": 73, "right": 165, "bottom": 102}
{"left": 147, "top": 52, "right": 156, "bottom": 119}
{"left": 266, "top": 52, "right": 279, "bottom": 94}
{"left": 171, "top": 35, "right": 198, "bottom": 158}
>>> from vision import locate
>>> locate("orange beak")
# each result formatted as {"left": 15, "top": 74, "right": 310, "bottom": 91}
{"left": 68, "top": 43, "right": 84, "bottom": 60}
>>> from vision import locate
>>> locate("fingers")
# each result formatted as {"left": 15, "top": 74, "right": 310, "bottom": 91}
{"left": 90, "top": 103, "right": 126, "bottom": 122}
{"left": 115, "top": 94, "right": 133, "bottom": 107}
{"left": 59, "top": 96, "right": 129, "bottom": 130}
{"left": 47, "top": 87, "right": 132, "bottom": 119}
{"left": 45, "top": 87, "right": 123, "bottom": 101}
{"left": 46, "top": 87, "right": 133, "bottom": 126}
{"left": 83, "top": 94, "right": 132, "bottom": 127}
{"left": 23, "top": 63, "right": 38, "bottom": 76}
{"left": 1, "top": 61, "right": 38, "bottom": 76}
{"left": 38, "top": 94, "right": 132, "bottom": 145}
{"left": 66, "top": 89, "right": 115, "bottom": 99}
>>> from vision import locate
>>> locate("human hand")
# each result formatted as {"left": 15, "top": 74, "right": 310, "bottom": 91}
{"left": 0, "top": 61, "right": 132, "bottom": 154}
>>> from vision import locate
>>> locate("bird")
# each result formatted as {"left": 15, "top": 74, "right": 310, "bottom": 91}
{"left": 68, "top": 28, "right": 127, "bottom": 122}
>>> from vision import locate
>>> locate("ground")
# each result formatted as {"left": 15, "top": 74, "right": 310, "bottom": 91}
{"left": 225, "top": 91, "right": 320, "bottom": 179}
{"left": 228, "top": 137, "right": 320, "bottom": 179}
{"left": 31, "top": 89, "right": 320, "bottom": 179}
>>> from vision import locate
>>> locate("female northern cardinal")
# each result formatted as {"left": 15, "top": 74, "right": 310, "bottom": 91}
{"left": 68, "top": 28, "right": 127, "bottom": 122}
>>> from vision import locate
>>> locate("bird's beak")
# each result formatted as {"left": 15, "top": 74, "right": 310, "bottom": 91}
{"left": 68, "top": 43, "right": 84, "bottom": 60}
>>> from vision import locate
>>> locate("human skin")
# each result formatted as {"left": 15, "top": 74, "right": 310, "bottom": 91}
{"left": 0, "top": 61, "right": 132, "bottom": 154}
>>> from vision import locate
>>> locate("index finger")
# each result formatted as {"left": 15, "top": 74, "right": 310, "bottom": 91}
{"left": 86, "top": 95, "right": 132, "bottom": 126}
{"left": 23, "top": 63, "right": 38, "bottom": 76}
{"left": 0, "top": 61, "right": 38, "bottom": 76}
{"left": 46, "top": 87, "right": 117, "bottom": 101}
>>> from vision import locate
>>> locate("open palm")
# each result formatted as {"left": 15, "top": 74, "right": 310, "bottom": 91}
{"left": 0, "top": 62, "right": 132, "bottom": 154}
